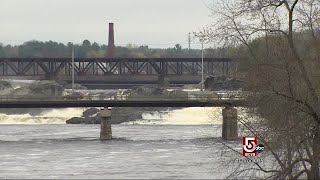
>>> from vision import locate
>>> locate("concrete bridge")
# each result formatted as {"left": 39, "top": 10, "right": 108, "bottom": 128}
{"left": 0, "top": 95, "right": 246, "bottom": 141}
{"left": 0, "top": 57, "right": 237, "bottom": 88}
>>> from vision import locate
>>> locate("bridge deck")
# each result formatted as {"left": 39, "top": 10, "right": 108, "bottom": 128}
{"left": 0, "top": 99, "right": 246, "bottom": 108}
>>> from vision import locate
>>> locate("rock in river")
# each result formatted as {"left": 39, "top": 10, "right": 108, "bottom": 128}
{"left": 204, "top": 76, "right": 243, "bottom": 91}
{"left": 0, "top": 80, "right": 13, "bottom": 91}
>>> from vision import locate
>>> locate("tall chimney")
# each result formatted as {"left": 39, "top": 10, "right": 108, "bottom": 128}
{"left": 108, "top": 23, "right": 115, "bottom": 58}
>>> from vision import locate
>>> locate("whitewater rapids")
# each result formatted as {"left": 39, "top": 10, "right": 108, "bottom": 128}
{"left": 0, "top": 107, "right": 224, "bottom": 125}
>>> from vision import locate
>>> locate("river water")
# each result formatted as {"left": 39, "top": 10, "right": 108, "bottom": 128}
{"left": 0, "top": 81, "right": 247, "bottom": 179}
{"left": 0, "top": 107, "right": 245, "bottom": 179}
{"left": 0, "top": 124, "right": 243, "bottom": 179}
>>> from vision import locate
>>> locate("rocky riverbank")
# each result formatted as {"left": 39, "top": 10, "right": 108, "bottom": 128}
{"left": 65, "top": 85, "right": 185, "bottom": 124}
{"left": 204, "top": 76, "right": 243, "bottom": 91}
{"left": 0, "top": 80, "right": 65, "bottom": 115}
{"left": 0, "top": 80, "right": 63, "bottom": 97}
{"left": 66, "top": 107, "right": 171, "bottom": 124}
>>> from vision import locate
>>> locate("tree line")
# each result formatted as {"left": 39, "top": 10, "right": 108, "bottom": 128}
{"left": 0, "top": 40, "right": 233, "bottom": 58}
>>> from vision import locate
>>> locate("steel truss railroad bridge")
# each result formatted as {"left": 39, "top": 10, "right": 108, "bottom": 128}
{"left": 0, "top": 58, "right": 237, "bottom": 87}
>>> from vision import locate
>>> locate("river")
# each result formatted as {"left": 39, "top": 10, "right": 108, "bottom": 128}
{"left": 0, "top": 80, "right": 248, "bottom": 178}
{"left": 0, "top": 107, "right": 245, "bottom": 179}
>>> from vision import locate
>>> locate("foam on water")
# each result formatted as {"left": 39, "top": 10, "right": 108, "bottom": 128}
{"left": 126, "top": 107, "right": 223, "bottom": 125}
{"left": 0, "top": 108, "right": 252, "bottom": 125}
{"left": 0, "top": 106, "right": 253, "bottom": 125}
{"left": 0, "top": 108, "right": 85, "bottom": 124}
{"left": 2, "top": 79, "right": 35, "bottom": 89}
{"left": 0, "top": 107, "right": 223, "bottom": 125}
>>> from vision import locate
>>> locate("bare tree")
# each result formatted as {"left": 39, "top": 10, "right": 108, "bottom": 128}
{"left": 204, "top": 0, "right": 320, "bottom": 179}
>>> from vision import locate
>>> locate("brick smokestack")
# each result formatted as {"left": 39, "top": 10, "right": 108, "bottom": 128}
{"left": 108, "top": 23, "right": 115, "bottom": 58}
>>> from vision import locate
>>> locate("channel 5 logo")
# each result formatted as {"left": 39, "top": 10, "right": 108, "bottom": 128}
{"left": 242, "top": 136, "right": 264, "bottom": 157}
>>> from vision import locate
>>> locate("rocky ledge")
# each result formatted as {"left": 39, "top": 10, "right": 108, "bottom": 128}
{"left": 204, "top": 76, "right": 243, "bottom": 91}
{"left": 66, "top": 107, "right": 169, "bottom": 124}
{"left": 66, "top": 85, "right": 184, "bottom": 124}
{"left": 0, "top": 80, "right": 64, "bottom": 115}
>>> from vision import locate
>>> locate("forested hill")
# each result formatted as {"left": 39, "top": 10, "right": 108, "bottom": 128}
{"left": 0, "top": 40, "right": 231, "bottom": 58}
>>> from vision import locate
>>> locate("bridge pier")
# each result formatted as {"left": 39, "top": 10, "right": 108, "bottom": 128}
{"left": 100, "top": 108, "right": 112, "bottom": 140}
{"left": 222, "top": 106, "right": 238, "bottom": 140}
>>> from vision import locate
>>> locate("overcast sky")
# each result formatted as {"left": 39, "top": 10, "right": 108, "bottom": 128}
{"left": 1, "top": 0, "right": 213, "bottom": 48}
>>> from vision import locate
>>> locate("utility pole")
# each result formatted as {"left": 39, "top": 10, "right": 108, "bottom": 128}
{"left": 72, "top": 46, "right": 75, "bottom": 93}
{"left": 188, "top": 32, "right": 191, "bottom": 50}
{"left": 201, "top": 41, "right": 204, "bottom": 91}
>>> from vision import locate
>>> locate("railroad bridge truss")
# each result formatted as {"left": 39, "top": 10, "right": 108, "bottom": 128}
{"left": 0, "top": 58, "right": 237, "bottom": 86}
